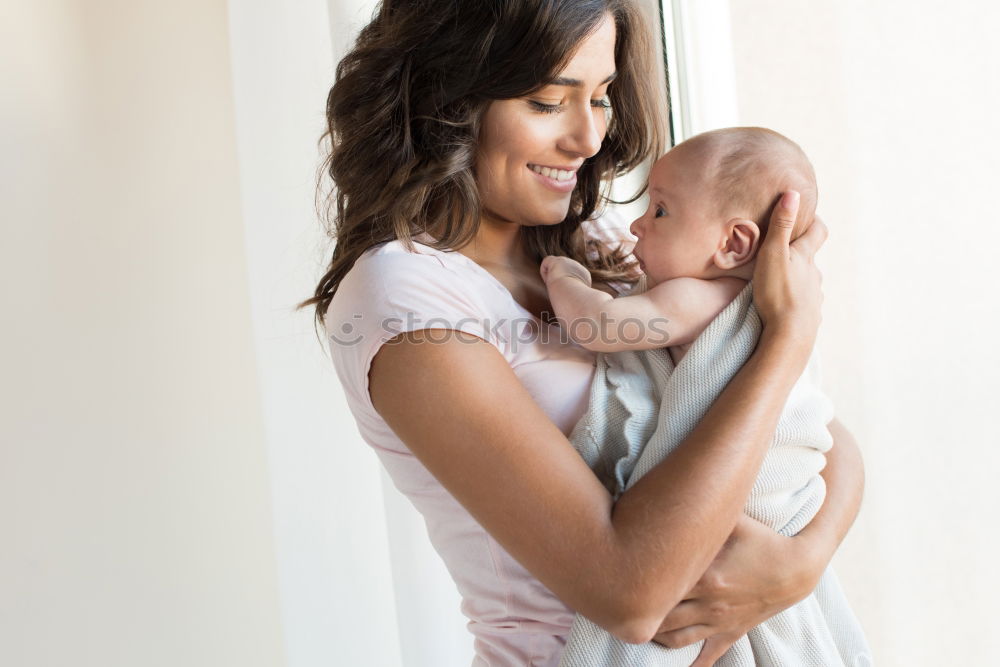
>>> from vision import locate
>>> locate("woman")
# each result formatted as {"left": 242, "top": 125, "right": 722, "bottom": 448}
{"left": 300, "top": 1, "right": 864, "bottom": 665}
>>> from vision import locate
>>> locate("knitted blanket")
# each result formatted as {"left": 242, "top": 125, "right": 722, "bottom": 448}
{"left": 559, "top": 282, "right": 872, "bottom": 667}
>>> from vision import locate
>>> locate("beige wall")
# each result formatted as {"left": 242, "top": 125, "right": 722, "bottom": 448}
{"left": 1, "top": 2, "right": 285, "bottom": 665}
{"left": 727, "top": 1, "right": 1000, "bottom": 664}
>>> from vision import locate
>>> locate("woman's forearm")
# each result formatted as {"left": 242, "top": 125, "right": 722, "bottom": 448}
{"left": 608, "top": 328, "right": 814, "bottom": 640}
{"left": 641, "top": 417, "right": 866, "bottom": 651}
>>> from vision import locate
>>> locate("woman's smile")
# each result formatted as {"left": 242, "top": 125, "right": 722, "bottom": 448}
{"left": 474, "top": 15, "right": 616, "bottom": 226}
{"left": 527, "top": 163, "right": 580, "bottom": 193}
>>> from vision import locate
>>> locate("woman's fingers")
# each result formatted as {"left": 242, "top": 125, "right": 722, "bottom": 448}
{"left": 690, "top": 634, "right": 741, "bottom": 667}
{"left": 751, "top": 189, "right": 823, "bottom": 339}
{"left": 791, "top": 215, "right": 829, "bottom": 261}
{"left": 761, "top": 191, "right": 800, "bottom": 258}
{"left": 651, "top": 624, "right": 712, "bottom": 649}
{"left": 655, "top": 600, "right": 702, "bottom": 633}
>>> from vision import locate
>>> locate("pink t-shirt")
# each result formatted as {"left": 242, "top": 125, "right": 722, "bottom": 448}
{"left": 325, "top": 215, "right": 634, "bottom": 666}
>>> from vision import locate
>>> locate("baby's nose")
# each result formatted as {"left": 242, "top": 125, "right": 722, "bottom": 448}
{"left": 629, "top": 218, "right": 642, "bottom": 238}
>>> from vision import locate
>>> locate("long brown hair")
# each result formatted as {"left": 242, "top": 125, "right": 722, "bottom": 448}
{"left": 298, "top": 0, "right": 664, "bottom": 329}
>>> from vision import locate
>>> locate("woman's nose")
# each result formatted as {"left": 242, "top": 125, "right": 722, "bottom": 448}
{"left": 560, "top": 105, "right": 604, "bottom": 158}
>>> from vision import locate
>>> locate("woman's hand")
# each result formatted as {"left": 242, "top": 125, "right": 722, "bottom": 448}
{"left": 540, "top": 255, "right": 592, "bottom": 287}
{"left": 650, "top": 515, "right": 821, "bottom": 666}
{"left": 752, "top": 192, "right": 827, "bottom": 345}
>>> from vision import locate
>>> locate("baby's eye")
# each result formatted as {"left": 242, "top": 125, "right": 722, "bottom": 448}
{"left": 654, "top": 205, "right": 667, "bottom": 218}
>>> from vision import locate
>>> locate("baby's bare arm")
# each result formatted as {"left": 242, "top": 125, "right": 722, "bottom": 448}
{"left": 541, "top": 256, "right": 745, "bottom": 352}
{"left": 540, "top": 256, "right": 616, "bottom": 341}
{"left": 634, "top": 277, "right": 747, "bottom": 349}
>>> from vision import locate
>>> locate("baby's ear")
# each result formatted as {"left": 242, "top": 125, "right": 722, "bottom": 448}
{"left": 713, "top": 218, "right": 760, "bottom": 270}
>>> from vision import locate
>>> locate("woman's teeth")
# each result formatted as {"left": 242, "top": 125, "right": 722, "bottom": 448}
{"left": 529, "top": 164, "right": 575, "bottom": 181}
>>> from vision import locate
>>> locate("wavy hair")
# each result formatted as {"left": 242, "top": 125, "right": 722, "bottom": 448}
{"left": 299, "top": 0, "right": 664, "bottom": 328}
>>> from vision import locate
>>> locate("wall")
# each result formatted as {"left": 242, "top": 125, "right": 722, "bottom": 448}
{"left": 724, "top": 1, "right": 1000, "bottom": 664}
{"left": 0, "top": 2, "right": 285, "bottom": 665}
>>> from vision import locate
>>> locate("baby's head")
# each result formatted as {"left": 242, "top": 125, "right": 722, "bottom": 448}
{"left": 630, "top": 127, "right": 817, "bottom": 286}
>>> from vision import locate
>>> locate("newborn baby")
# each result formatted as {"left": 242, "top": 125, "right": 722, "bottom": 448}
{"left": 541, "top": 126, "right": 817, "bottom": 362}
{"left": 542, "top": 127, "right": 871, "bottom": 666}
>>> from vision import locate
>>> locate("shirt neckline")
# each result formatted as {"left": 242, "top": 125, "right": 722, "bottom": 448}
{"left": 411, "top": 232, "right": 543, "bottom": 322}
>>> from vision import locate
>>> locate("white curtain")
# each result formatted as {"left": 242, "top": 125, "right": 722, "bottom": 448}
{"left": 228, "top": 0, "right": 410, "bottom": 666}
{"left": 229, "top": 0, "right": 475, "bottom": 664}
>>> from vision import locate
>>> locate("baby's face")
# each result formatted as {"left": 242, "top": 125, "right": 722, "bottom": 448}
{"left": 629, "top": 148, "right": 725, "bottom": 286}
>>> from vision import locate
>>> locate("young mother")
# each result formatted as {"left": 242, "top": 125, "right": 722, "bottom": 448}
{"left": 302, "top": 1, "right": 864, "bottom": 665}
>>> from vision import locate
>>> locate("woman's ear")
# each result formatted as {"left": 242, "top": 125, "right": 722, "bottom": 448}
{"left": 713, "top": 218, "right": 761, "bottom": 270}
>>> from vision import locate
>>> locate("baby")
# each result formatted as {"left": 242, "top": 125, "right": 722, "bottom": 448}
{"left": 542, "top": 128, "right": 871, "bottom": 666}
{"left": 541, "top": 126, "right": 818, "bottom": 362}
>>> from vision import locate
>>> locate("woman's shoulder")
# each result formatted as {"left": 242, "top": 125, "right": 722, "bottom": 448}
{"left": 324, "top": 236, "right": 508, "bottom": 413}
{"left": 338, "top": 237, "right": 474, "bottom": 294}
{"left": 347, "top": 234, "right": 487, "bottom": 278}
{"left": 325, "top": 236, "right": 506, "bottom": 345}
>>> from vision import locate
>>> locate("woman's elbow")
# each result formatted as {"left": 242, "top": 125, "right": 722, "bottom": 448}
{"left": 590, "top": 587, "right": 675, "bottom": 645}
{"left": 564, "top": 535, "right": 686, "bottom": 644}
{"left": 607, "top": 616, "right": 660, "bottom": 645}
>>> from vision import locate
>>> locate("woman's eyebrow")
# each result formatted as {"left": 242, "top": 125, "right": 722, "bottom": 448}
{"left": 548, "top": 71, "right": 618, "bottom": 88}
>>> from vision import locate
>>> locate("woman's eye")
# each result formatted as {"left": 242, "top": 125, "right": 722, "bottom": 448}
{"left": 654, "top": 205, "right": 667, "bottom": 218}
{"left": 529, "top": 100, "right": 562, "bottom": 114}
{"left": 591, "top": 96, "right": 611, "bottom": 109}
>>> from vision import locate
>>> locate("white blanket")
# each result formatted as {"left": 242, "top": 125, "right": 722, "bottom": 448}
{"left": 559, "top": 282, "right": 872, "bottom": 667}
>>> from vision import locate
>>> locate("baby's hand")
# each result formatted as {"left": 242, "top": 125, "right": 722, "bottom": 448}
{"left": 540, "top": 255, "right": 592, "bottom": 287}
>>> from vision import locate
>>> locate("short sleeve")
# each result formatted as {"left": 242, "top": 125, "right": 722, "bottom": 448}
{"left": 324, "top": 244, "right": 502, "bottom": 414}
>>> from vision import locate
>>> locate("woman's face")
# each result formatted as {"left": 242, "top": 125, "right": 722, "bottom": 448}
{"left": 474, "top": 14, "right": 617, "bottom": 227}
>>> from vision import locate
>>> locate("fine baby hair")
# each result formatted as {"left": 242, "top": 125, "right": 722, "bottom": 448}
{"left": 678, "top": 126, "right": 818, "bottom": 241}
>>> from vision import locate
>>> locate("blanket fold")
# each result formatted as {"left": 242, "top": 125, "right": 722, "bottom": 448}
{"left": 559, "top": 283, "right": 872, "bottom": 667}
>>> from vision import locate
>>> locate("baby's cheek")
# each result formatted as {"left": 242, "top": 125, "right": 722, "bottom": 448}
{"left": 673, "top": 232, "right": 718, "bottom": 278}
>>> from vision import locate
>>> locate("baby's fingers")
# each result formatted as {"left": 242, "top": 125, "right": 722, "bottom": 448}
{"left": 690, "top": 634, "right": 741, "bottom": 667}
{"left": 540, "top": 255, "right": 554, "bottom": 280}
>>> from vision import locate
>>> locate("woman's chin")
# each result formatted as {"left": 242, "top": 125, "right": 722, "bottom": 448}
{"left": 482, "top": 204, "right": 570, "bottom": 228}
{"left": 521, "top": 207, "right": 573, "bottom": 227}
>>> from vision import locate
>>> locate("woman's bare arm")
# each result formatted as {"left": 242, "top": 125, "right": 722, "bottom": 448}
{"left": 371, "top": 192, "right": 821, "bottom": 644}
{"left": 370, "top": 325, "right": 809, "bottom": 643}
{"left": 650, "top": 417, "right": 866, "bottom": 664}
{"left": 798, "top": 417, "right": 865, "bottom": 566}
